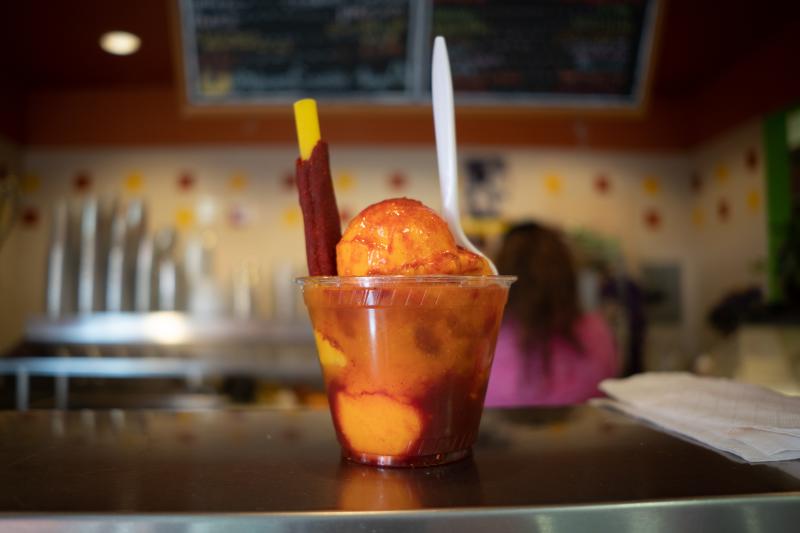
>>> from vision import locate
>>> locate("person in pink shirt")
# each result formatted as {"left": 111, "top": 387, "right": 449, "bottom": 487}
{"left": 485, "top": 222, "right": 618, "bottom": 407}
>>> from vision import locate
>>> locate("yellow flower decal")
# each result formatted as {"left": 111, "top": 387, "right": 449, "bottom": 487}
{"left": 175, "top": 207, "right": 195, "bottom": 229}
{"left": 643, "top": 176, "right": 660, "bottom": 196}
{"left": 691, "top": 207, "right": 705, "bottom": 228}
{"left": 746, "top": 190, "right": 761, "bottom": 212}
{"left": 544, "top": 173, "right": 563, "bottom": 195}
{"left": 20, "top": 174, "right": 41, "bottom": 194}
{"left": 124, "top": 172, "right": 144, "bottom": 192}
{"left": 714, "top": 164, "right": 730, "bottom": 184}
{"left": 281, "top": 207, "right": 301, "bottom": 227}
{"left": 229, "top": 173, "right": 248, "bottom": 191}
{"left": 335, "top": 172, "right": 355, "bottom": 192}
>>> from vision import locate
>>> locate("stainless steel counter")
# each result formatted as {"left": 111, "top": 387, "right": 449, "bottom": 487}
{"left": 2, "top": 313, "right": 320, "bottom": 409}
{"left": 0, "top": 406, "right": 798, "bottom": 532}
{"left": 24, "top": 313, "right": 315, "bottom": 345}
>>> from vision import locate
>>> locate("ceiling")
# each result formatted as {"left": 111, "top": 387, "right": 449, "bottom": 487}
{"left": 0, "top": 0, "right": 173, "bottom": 89}
{"left": 0, "top": 1, "right": 798, "bottom": 149}
{"left": 654, "top": 0, "right": 800, "bottom": 99}
{"left": 1, "top": 0, "right": 798, "bottom": 99}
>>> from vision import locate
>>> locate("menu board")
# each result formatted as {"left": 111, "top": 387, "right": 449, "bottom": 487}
{"left": 177, "top": 0, "right": 658, "bottom": 108}
{"left": 433, "top": 0, "right": 654, "bottom": 106}
{"left": 179, "top": 0, "right": 415, "bottom": 105}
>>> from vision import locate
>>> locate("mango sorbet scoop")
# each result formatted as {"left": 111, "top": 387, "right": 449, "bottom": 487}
{"left": 336, "top": 197, "right": 492, "bottom": 276}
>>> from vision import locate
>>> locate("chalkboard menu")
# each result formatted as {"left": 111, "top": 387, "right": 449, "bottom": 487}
{"left": 434, "top": 0, "right": 653, "bottom": 106}
{"left": 177, "top": 0, "right": 659, "bottom": 108}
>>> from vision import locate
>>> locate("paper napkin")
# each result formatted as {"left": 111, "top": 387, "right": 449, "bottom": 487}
{"left": 595, "top": 372, "right": 800, "bottom": 463}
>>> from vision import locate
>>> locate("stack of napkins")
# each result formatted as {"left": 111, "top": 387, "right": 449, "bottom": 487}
{"left": 595, "top": 372, "right": 800, "bottom": 463}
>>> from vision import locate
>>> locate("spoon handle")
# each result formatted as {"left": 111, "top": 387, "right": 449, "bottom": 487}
{"left": 432, "top": 37, "right": 498, "bottom": 274}
{"left": 432, "top": 36, "right": 459, "bottom": 224}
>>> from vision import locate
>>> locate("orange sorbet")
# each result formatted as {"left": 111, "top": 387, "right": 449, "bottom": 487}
{"left": 336, "top": 198, "right": 491, "bottom": 276}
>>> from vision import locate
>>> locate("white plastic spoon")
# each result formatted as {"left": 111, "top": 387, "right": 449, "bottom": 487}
{"left": 432, "top": 36, "right": 498, "bottom": 275}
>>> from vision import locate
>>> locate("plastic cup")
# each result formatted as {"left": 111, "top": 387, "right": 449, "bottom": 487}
{"left": 298, "top": 275, "right": 515, "bottom": 467}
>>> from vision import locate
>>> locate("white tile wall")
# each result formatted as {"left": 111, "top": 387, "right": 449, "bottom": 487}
{"left": 0, "top": 120, "right": 769, "bottom": 363}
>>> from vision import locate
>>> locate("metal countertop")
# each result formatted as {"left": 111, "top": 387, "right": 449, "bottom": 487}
{"left": 0, "top": 406, "right": 798, "bottom": 532}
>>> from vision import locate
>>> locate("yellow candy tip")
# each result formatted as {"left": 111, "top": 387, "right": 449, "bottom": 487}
{"left": 293, "top": 99, "right": 321, "bottom": 160}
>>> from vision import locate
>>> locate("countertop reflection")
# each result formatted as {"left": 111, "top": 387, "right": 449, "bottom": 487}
{"left": 0, "top": 407, "right": 798, "bottom": 515}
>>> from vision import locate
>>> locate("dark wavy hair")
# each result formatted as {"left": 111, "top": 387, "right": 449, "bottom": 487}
{"left": 496, "top": 222, "right": 582, "bottom": 364}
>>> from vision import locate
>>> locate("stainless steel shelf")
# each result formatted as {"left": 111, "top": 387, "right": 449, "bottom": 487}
{"left": 6, "top": 313, "right": 321, "bottom": 410}
{"left": 0, "top": 355, "right": 321, "bottom": 410}
{"left": 0, "top": 355, "right": 319, "bottom": 379}
{"left": 24, "top": 312, "right": 315, "bottom": 346}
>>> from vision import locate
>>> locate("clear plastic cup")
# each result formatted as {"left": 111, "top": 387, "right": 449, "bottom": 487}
{"left": 298, "top": 275, "right": 515, "bottom": 467}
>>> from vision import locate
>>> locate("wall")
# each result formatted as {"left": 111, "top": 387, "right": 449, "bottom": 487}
{"left": 18, "top": 145, "right": 693, "bottom": 284}
{"left": 2, "top": 120, "right": 769, "bottom": 366}
{"left": 15, "top": 145, "right": 446, "bottom": 326}
{"left": 689, "top": 120, "right": 769, "bottom": 348}
{"left": 11, "top": 144, "right": 694, "bottom": 353}
{"left": 0, "top": 136, "right": 24, "bottom": 351}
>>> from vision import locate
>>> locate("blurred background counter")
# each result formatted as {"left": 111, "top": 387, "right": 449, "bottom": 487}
{"left": 0, "top": 313, "right": 320, "bottom": 410}
{"left": 698, "top": 322, "right": 800, "bottom": 396}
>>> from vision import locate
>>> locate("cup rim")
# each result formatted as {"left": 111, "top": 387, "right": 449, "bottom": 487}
{"left": 295, "top": 275, "right": 516, "bottom": 287}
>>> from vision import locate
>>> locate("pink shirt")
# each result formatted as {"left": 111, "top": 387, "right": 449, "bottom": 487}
{"left": 484, "top": 313, "right": 618, "bottom": 407}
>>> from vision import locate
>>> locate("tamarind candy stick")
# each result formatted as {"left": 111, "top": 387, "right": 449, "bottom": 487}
{"left": 293, "top": 99, "right": 341, "bottom": 276}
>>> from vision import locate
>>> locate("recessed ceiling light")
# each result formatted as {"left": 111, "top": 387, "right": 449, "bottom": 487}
{"left": 99, "top": 31, "right": 141, "bottom": 56}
